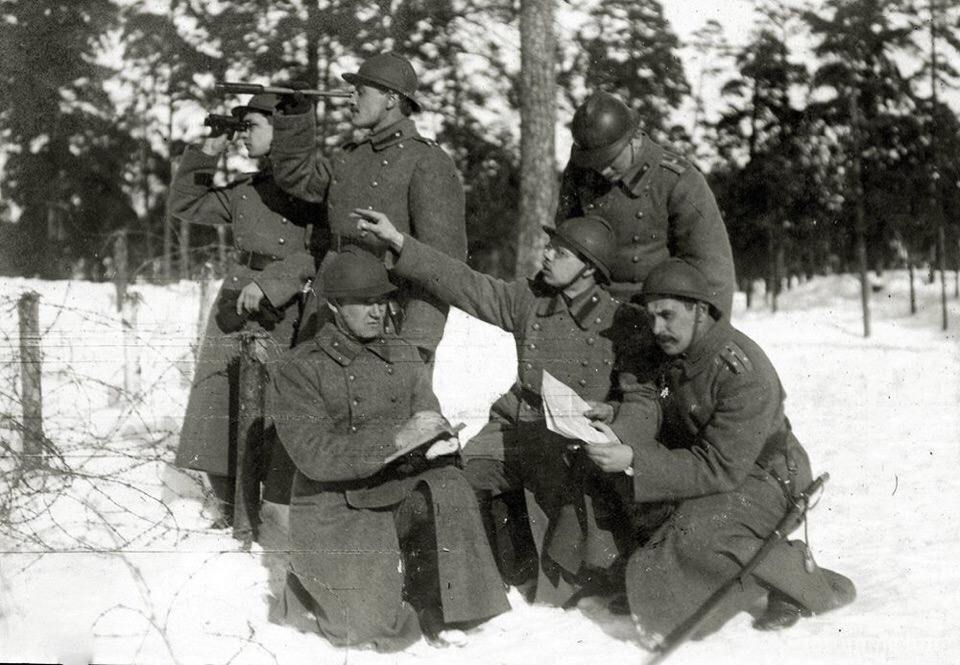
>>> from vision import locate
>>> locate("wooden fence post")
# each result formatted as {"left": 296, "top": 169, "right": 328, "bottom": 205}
{"left": 233, "top": 331, "right": 268, "bottom": 546}
{"left": 113, "top": 229, "right": 128, "bottom": 313}
{"left": 17, "top": 291, "right": 43, "bottom": 470}
{"left": 122, "top": 290, "right": 142, "bottom": 397}
{"left": 196, "top": 262, "right": 214, "bottom": 351}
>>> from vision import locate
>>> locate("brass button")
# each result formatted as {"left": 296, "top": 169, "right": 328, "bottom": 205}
{"left": 398, "top": 143, "right": 404, "bottom": 148}
{"left": 350, "top": 425, "right": 358, "bottom": 433}
{"left": 594, "top": 317, "right": 602, "bottom": 324}
{"left": 353, "top": 397, "right": 361, "bottom": 405}
{"left": 586, "top": 203, "right": 594, "bottom": 210}
{"left": 381, "top": 159, "right": 389, "bottom": 166}
{"left": 281, "top": 218, "right": 288, "bottom": 224}
{"left": 632, "top": 256, "right": 640, "bottom": 263}
{"left": 371, "top": 181, "right": 379, "bottom": 187}
{"left": 348, "top": 374, "right": 355, "bottom": 381}
{"left": 528, "top": 343, "right": 536, "bottom": 350}
{"left": 231, "top": 276, "right": 239, "bottom": 282}
{"left": 532, "top": 322, "right": 541, "bottom": 330}
{"left": 241, "top": 194, "right": 247, "bottom": 200}
{"left": 525, "top": 362, "right": 533, "bottom": 370}
{"left": 580, "top": 359, "right": 589, "bottom": 367}
{"left": 591, "top": 295, "right": 599, "bottom": 303}
{"left": 332, "top": 341, "right": 339, "bottom": 347}
{"left": 278, "top": 238, "right": 286, "bottom": 245}
{"left": 650, "top": 233, "right": 657, "bottom": 239}
{"left": 394, "top": 131, "right": 401, "bottom": 137}
{"left": 586, "top": 337, "right": 595, "bottom": 345}
{"left": 633, "top": 234, "right": 641, "bottom": 242}
{"left": 636, "top": 211, "right": 644, "bottom": 219}
{"left": 579, "top": 379, "right": 587, "bottom": 387}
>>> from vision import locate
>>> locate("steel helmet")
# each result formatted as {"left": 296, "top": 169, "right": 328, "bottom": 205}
{"left": 231, "top": 93, "right": 281, "bottom": 119}
{"left": 543, "top": 216, "right": 616, "bottom": 283}
{"left": 570, "top": 91, "right": 639, "bottom": 170}
{"left": 639, "top": 258, "right": 722, "bottom": 319}
{"left": 342, "top": 52, "right": 421, "bottom": 113}
{"left": 321, "top": 248, "right": 397, "bottom": 300}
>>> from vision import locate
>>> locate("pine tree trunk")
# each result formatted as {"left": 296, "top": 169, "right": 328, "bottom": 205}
{"left": 515, "top": 0, "right": 557, "bottom": 279}
{"left": 908, "top": 258, "right": 917, "bottom": 315}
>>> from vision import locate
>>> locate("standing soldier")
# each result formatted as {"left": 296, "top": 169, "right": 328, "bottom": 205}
{"left": 270, "top": 248, "right": 509, "bottom": 650}
{"left": 556, "top": 90, "right": 736, "bottom": 314}
{"left": 270, "top": 52, "right": 466, "bottom": 358}
{"left": 173, "top": 93, "right": 320, "bottom": 529}
{"left": 353, "top": 209, "right": 659, "bottom": 605}
{"left": 587, "top": 259, "right": 855, "bottom": 646}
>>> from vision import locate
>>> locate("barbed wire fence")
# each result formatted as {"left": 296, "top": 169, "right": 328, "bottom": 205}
{"left": 0, "top": 273, "right": 283, "bottom": 663}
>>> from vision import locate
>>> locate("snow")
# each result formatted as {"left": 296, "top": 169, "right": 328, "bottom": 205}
{"left": 0, "top": 271, "right": 957, "bottom": 665}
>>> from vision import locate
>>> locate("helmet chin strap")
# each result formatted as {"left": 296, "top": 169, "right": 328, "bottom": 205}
{"left": 559, "top": 265, "right": 592, "bottom": 294}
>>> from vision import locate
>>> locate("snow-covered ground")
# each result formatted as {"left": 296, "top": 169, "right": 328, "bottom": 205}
{"left": 0, "top": 270, "right": 957, "bottom": 665}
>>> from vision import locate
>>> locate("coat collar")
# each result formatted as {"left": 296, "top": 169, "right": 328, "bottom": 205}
{"left": 677, "top": 318, "right": 730, "bottom": 378}
{"left": 620, "top": 134, "right": 662, "bottom": 197}
{"left": 313, "top": 323, "right": 399, "bottom": 366}
{"left": 365, "top": 117, "right": 419, "bottom": 151}
{"left": 534, "top": 283, "right": 612, "bottom": 330}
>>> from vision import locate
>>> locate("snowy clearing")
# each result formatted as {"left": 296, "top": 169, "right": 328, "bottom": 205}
{"left": 0, "top": 270, "right": 957, "bottom": 665}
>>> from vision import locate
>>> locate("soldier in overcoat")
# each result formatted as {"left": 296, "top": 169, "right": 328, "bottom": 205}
{"left": 269, "top": 52, "right": 466, "bottom": 357}
{"left": 173, "top": 93, "right": 320, "bottom": 518}
{"left": 354, "top": 209, "right": 660, "bottom": 605}
{"left": 586, "top": 259, "right": 855, "bottom": 645}
{"left": 270, "top": 249, "right": 508, "bottom": 651}
{"left": 556, "top": 91, "right": 736, "bottom": 313}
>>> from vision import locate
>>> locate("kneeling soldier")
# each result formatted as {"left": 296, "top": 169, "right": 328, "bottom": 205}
{"left": 270, "top": 248, "right": 508, "bottom": 651}
{"left": 587, "top": 258, "right": 855, "bottom": 646}
{"left": 354, "top": 209, "right": 659, "bottom": 605}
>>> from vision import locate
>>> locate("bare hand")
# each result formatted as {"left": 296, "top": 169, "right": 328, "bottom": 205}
{"left": 582, "top": 421, "right": 634, "bottom": 473}
{"left": 394, "top": 410, "right": 449, "bottom": 451}
{"left": 425, "top": 436, "right": 460, "bottom": 460}
{"left": 201, "top": 133, "right": 230, "bottom": 157}
{"left": 351, "top": 209, "right": 404, "bottom": 251}
{"left": 584, "top": 400, "right": 615, "bottom": 424}
{"left": 237, "top": 281, "right": 265, "bottom": 315}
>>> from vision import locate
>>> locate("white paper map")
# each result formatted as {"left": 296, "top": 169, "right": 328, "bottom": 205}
{"left": 540, "top": 370, "right": 610, "bottom": 444}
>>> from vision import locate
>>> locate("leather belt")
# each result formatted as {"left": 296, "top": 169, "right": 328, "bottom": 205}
{"left": 238, "top": 250, "right": 279, "bottom": 271}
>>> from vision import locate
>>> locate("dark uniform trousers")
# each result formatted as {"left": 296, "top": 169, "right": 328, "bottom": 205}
{"left": 171, "top": 147, "right": 319, "bottom": 507}
{"left": 611, "top": 320, "right": 854, "bottom": 639}
{"left": 271, "top": 324, "right": 508, "bottom": 651}
{"left": 556, "top": 132, "right": 736, "bottom": 314}
{"left": 391, "top": 235, "right": 659, "bottom": 604}
{"left": 269, "top": 112, "right": 467, "bottom": 355}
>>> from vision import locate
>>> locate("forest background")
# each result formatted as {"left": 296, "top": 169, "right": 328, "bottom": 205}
{"left": 2, "top": 0, "right": 960, "bottom": 308}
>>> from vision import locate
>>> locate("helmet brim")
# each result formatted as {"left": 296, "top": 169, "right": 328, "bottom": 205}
{"left": 322, "top": 281, "right": 397, "bottom": 301}
{"left": 342, "top": 72, "right": 421, "bottom": 113}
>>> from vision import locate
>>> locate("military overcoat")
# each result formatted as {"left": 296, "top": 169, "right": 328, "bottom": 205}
{"left": 611, "top": 319, "right": 853, "bottom": 638}
{"left": 270, "top": 322, "right": 508, "bottom": 651}
{"left": 556, "top": 134, "right": 736, "bottom": 314}
{"left": 270, "top": 113, "right": 466, "bottom": 352}
{"left": 172, "top": 147, "right": 317, "bottom": 478}
{"left": 391, "top": 235, "right": 657, "bottom": 596}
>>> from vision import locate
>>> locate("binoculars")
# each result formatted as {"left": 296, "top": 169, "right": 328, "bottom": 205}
{"left": 203, "top": 114, "right": 252, "bottom": 139}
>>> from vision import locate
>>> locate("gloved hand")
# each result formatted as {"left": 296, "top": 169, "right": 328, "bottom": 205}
{"left": 277, "top": 80, "right": 313, "bottom": 115}
{"left": 394, "top": 410, "right": 450, "bottom": 452}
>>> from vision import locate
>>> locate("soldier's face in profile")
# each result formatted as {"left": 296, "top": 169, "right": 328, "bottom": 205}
{"left": 332, "top": 296, "right": 388, "bottom": 341}
{"left": 238, "top": 112, "right": 273, "bottom": 158}
{"left": 600, "top": 141, "right": 635, "bottom": 182}
{"left": 645, "top": 298, "right": 700, "bottom": 356}
{"left": 350, "top": 84, "right": 392, "bottom": 130}
{"left": 542, "top": 241, "right": 591, "bottom": 288}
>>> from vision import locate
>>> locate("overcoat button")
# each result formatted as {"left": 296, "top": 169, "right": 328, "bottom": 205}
{"left": 387, "top": 367, "right": 394, "bottom": 375}
{"left": 350, "top": 426, "right": 358, "bottom": 433}
{"left": 371, "top": 181, "right": 379, "bottom": 187}
{"left": 636, "top": 211, "right": 644, "bottom": 219}
{"left": 586, "top": 337, "right": 595, "bottom": 345}
{"left": 532, "top": 322, "right": 541, "bottom": 330}
{"left": 594, "top": 317, "right": 602, "bottom": 324}
{"left": 528, "top": 343, "right": 536, "bottom": 350}
{"left": 633, "top": 234, "right": 641, "bottom": 242}
{"left": 278, "top": 238, "right": 286, "bottom": 245}
{"left": 381, "top": 159, "right": 389, "bottom": 166}
{"left": 632, "top": 256, "right": 640, "bottom": 263}
{"left": 579, "top": 379, "right": 587, "bottom": 387}
{"left": 281, "top": 218, "right": 288, "bottom": 224}
{"left": 348, "top": 374, "right": 355, "bottom": 381}
{"left": 398, "top": 143, "right": 404, "bottom": 148}
{"left": 332, "top": 341, "right": 339, "bottom": 347}
{"left": 591, "top": 295, "right": 599, "bottom": 302}
{"left": 353, "top": 398, "right": 361, "bottom": 405}
{"left": 581, "top": 360, "right": 589, "bottom": 367}
{"left": 241, "top": 194, "right": 247, "bottom": 200}
{"left": 525, "top": 362, "right": 533, "bottom": 370}
{"left": 231, "top": 276, "right": 239, "bottom": 282}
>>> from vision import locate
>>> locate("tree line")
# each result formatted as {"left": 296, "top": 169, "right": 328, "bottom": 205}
{"left": 1, "top": 0, "right": 958, "bottom": 298}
